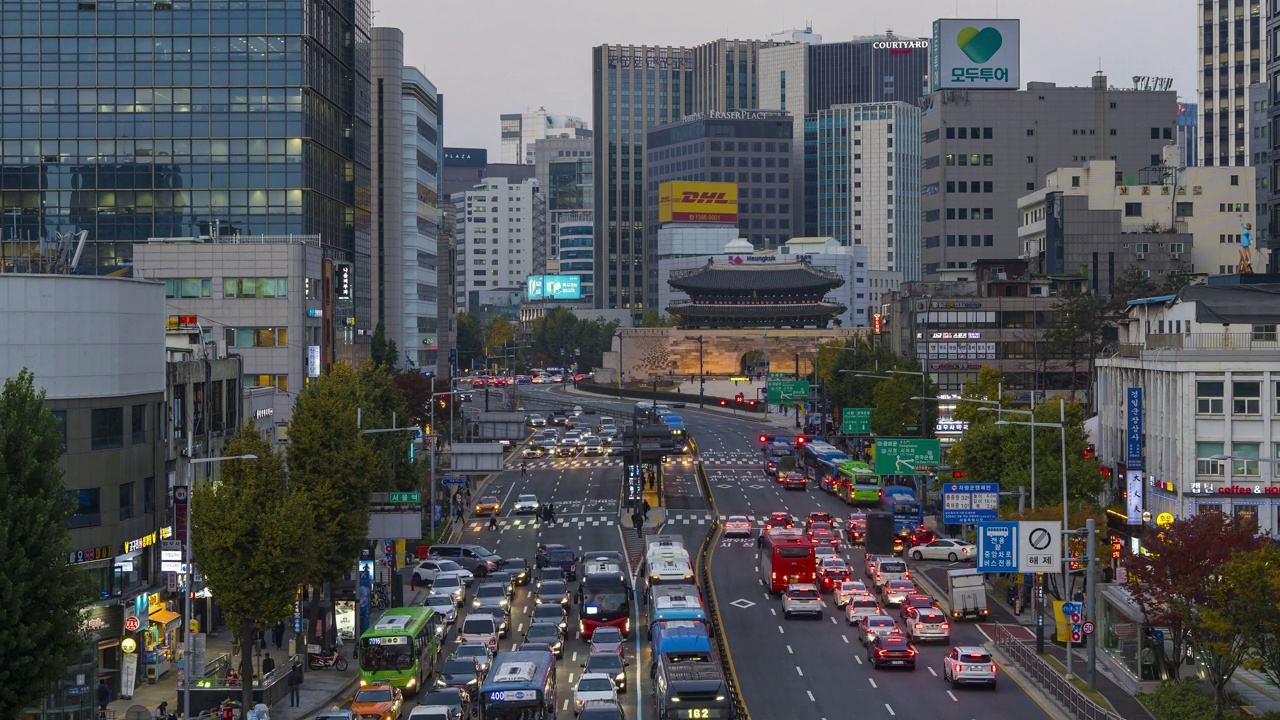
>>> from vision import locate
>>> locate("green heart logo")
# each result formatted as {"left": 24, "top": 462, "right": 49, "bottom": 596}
{"left": 956, "top": 26, "right": 1003, "bottom": 64}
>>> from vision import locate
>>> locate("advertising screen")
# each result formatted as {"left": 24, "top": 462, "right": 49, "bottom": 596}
{"left": 931, "top": 19, "right": 1020, "bottom": 91}
{"left": 658, "top": 181, "right": 738, "bottom": 224}
{"left": 526, "top": 275, "right": 582, "bottom": 301}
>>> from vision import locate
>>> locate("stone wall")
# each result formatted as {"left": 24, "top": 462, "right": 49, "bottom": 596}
{"left": 598, "top": 327, "right": 866, "bottom": 383}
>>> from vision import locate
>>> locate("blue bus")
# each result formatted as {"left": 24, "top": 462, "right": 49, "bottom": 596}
{"left": 478, "top": 651, "right": 557, "bottom": 719}
{"left": 798, "top": 441, "right": 848, "bottom": 493}
{"left": 881, "top": 485, "right": 924, "bottom": 535}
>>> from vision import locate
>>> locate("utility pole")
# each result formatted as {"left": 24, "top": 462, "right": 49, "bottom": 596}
{"left": 694, "top": 335, "right": 705, "bottom": 408}
{"left": 1085, "top": 517, "right": 1098, "bottom": 690}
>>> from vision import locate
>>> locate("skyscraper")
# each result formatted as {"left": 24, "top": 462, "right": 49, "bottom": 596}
{"left": 1198, "top": 0, "right": 1264, "bottom": 168}
{"left": 0, "top": 0, "right": 373, "bottom": 361}
{"left": 532, "top": 136, "right": 593, "bottom": 282}
{"left": 499, "top": 109, "right": 591, "bottom": 165}
{"left": 451, "top": 177, "right": 544, "bottom": 313}
{"left": 691, "top": 39, "right": 782, "bottom": 113}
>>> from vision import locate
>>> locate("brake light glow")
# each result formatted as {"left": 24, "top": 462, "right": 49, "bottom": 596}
{"left": 908, "top": 648, "right": 917, "bottom": 656}
{"left": 915, "top": 623, "right": 924, "bottom": 629}
{"left": 876, "top": 649, "right": 886, "bottom": 656}
{"left": 941, "top": 623, "right": 951, "bottom": 630}
{"left": 990, "top": 664, "right": 998, "bottom": 673}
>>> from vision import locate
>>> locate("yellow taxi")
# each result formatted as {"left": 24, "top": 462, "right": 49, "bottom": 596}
{"left": 474, "top": 496, "right": 501, "bottom": 516}
{"left": 350, "top": 683, "right": 403, "bottom": 720}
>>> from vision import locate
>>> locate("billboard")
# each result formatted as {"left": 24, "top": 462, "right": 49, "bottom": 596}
{"left": 931, "top": 19, "right": 1020, "bottom": 91}
{"left": 526, "top": 275, "right": 582, "bottom": 301}
{"left": 658, "top": 181, "right": 738, "bottom": 224}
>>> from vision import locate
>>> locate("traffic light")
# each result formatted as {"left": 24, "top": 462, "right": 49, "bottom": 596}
{"left": 759, "top": 434, "right": 772, "bottom": 443}
{"left": 719, "top": 398, "right": 727, "bottom": 407}
{"left": 951, "top": 470, "right": 969, "bottom": 479}
{"left": 747, "top": 399, "right": 757, "bottom": 408}
{"left": 735, "top": 393, "right": 744, "bottom": 405}
{"left": 796, "top": 435, "right": 807, "bottom": 445}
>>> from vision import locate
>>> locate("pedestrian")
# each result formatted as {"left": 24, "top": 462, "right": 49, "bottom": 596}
{"left": 287, "top": 664, "right": 302, "bottom": 707}
{"left": 97, "top": 680, "right": 111, "bottom": 714}
{"left": 272, "top": 622, "right": 284, "bottom": 650}
{"left": 547, "top": 504, "right": 556, "bottom": 523}
{"left": 261, "top": 652, "right": 275, "bottom": 677}
{"left": 489, "top": 515, "right": 499, "bottom": 531}
{"left": 521, "top": 460, "right": 528, "bottom": 476}
{"left": 756, "top": 532, "right": 764, "bottom": 549}
{"left": 641, "top": 499, "right": 651, "bottom": 519}
{"left": 156, "top": 701, "right": 167, "bottom": 719}
{"left": 257, "top": 629, "right": 266, "bottom": 650}
{"left": 455, "top": 505, "right": 464, "bottom": 522}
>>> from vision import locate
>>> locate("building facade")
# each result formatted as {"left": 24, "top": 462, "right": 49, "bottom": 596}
{"left": 1198, "top": 0, "right": 1264, "bottom": 168}
{"left": 0, "top": 0, "right": 373, "bottom": 361}
{"left": 532, "top": 136, "right": 594, "bottom": 276}
{"left": 499, "top": 108, "right": 590, "bottom": 165}
{"left": 553, "top": 211, "right": 595, "bottom": 300}
{"left": 920, "top": 75, "right": 1178, "bottom": 278}
{"left": 766, "top": 25, "right": 823, "bottom": 45}
{"left": 1268, "top": 0, "right": 1280, "bottom": 270}
{"left": 371, "top": 28, "right": 442, "bottom": 371}
{"left": 436, "top": 202, "right": 458, "bottom": 378}
{"left": 1250, "top": 83, "right": 1271, "bottom": 251}
{"left": 814, "top": 102, "right": 922, "bottom": 286}
{"left": 691, "top": 39, "right": 780, "bottom": 113}
{"left": 451, "top": 177, "right": 544, "bottom": 313}
{"left": 1176, "top": 100, "right": 1199, "bottom": 168}
{"left": 440, "top": 147, "right": 536, "bottom": 198}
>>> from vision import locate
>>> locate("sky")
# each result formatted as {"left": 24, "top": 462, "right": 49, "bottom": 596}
{"left": 374, "top": 0, "right": 1196, "bottom": 154}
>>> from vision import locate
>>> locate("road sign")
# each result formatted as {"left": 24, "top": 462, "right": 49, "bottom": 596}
{"left": 442, "top": 476, "right": 467, "bottom": 487}
{"left": 766, "top": 379, "right": 810, "bottom": 404}
{"left": 767, "top": 371, "right": 789, "bottom": 380}
{"left": 124, "top": 616, "right": 140, "bottom": 632}
{"left": 1017, "top": 521, "right": 1062, "bottom": 573}
{"left": 977, "top": 521, "right": 1018, "bottom": 572}
{"left": 942, "top": 482, "right": 1000, "bottom": 525}
{"left": 1082, "top": 620, "right": 1097, "bottom": 636}
{"left": 841, "top": 407, "right": 872, "bottom": 435}
{"left": 388, "top": 492, "right": 421, "bottom": 503}
{"left": 873, "top": 438, "right": 942, "bottom": 475}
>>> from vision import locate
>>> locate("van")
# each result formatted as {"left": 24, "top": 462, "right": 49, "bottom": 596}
{"left": 457, "top": 614, "right": 499, "bottom": 653}
{"left": 428, "top": 544, "right": 502, "bottom": 577}
{"left": 649, "top": 592, "right": 707, "bottom": 627}
{"left": 872, "top": 557, "right": 909, "bottom": 589}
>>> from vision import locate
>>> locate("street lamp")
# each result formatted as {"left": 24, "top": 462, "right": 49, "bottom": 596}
{"left": 995, "top": 402, "right": 1069, "bottom": 528}
{"left": 693, "top": 335, "right": 705, "bottom": 408}
{"left": 430, "top": 390, "right": 467, "bottom": 533}
{"left": 613, "top": 331, "right": 625, "bottom": 389}
{"left": 182, "top": 453, "right": 258, "bottom": 720}
{"left": 841, "top": 371, "right": 929, "bottom": 437}
{"left": 981, "top": 406, "right": 1036, "bottom": 509}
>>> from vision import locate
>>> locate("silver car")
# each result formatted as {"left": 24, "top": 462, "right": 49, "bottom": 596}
{"left": 857, "top": 615, "right": 901, "bottom": 645}
{"left": 944, "top": 646, "right": 998, "bottom": 688}
{"left": 432, "top": 572, "right": 467, "bottom": 606}
{"left": 424, "top": 593, "right": 458, "bottom": 626}
{"left": 904, "top": 607, "right": 951, "bottom": 643}
{"left": 782, "top": 583, "right": 823, "bottom": 619}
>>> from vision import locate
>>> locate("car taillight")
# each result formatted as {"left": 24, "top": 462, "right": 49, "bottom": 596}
{"left": 891, "top": 628, "right": 901, "bottom": 634}
{"left": 908, "top": 648, "right": 917, "bottom": 656}
{"left": 941, "top": 623, "right": 951, "bottom": 630}
{"left": 772, "top": 572, "right": 777, "bottom": 579}
{"left": 904, "top": 571, "right": 911, "bottom": 579}
{"left": 962, "top": 548, "right": 970, "bottom": 554}
{"left": 915, "top": 623, "right": 924, "bottom": 629}
{"left": 876, "top": 649, "right": 886, "bottom": 656}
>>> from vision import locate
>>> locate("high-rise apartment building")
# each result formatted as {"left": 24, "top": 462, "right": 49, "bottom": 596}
{"left": 451, "top": 177, "right": 544, "bottom": 313}
{"left": 499, "top": 109, "right": 591, "bottom": 165}
{"left": 532, "top": 136, "right": 594, "bottom": 277}
{"left": 691, "top": 39, "right": 782, "bottom": 113}
{"left": 1198, "top": 0, "right": 1264, "bottom": 168}
{"left": 371, "top": 28, "right": 442, "bottom": 371}
{"left": 0, "top": 0, "right": 373, "bottom": 362}
{"left": 1250, "top": 83, "right": 1271, "bottom": 249}
{"left": 919, "top": 75, "right": 1177, "bottom": 278}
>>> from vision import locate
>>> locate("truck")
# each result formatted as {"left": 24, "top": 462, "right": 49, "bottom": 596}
{"left": 946, "top": 568, "right": 989, "bottom": 620}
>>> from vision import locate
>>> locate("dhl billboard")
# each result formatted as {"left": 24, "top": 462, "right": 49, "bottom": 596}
{"left": 658, "top": 181, "right": 738, "bottom": 224}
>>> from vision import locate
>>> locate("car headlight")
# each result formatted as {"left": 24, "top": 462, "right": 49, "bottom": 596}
{"left": 615, "top": 672, "right": 626, "bottom": 683}
{"left": 435, "top": 677, "right": 447, "bottom": 687}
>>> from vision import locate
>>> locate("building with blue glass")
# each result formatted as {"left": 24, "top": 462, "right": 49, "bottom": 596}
{"left": 0, "top": 0, "right": 373, "bottom": 362}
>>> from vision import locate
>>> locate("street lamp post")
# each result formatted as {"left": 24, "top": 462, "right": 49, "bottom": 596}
{"left": 888, "top": 369, "right": 928, "bottom": 437}
{"left": 182, "top": 453, "right": 257, "bottom": 720}
{"left": 614, "top": 331, "right": 625, "bottom": 389}
{"left": 693, "top": 335, "right": 704, "bottom": 408}
{"left": 429, "top": 390, "right": 467, "bottom": 534}
{"left": 981, "top": 407, "right": 1036, "bottom": 510}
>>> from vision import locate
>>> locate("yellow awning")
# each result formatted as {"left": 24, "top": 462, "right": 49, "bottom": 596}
{"left": 149, "top": 609, "right": 180, "bottom": 627}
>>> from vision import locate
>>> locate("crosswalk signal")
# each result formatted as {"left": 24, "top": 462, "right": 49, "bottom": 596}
{"left": 735, "top": 393, "right": 744, "bottom": 405}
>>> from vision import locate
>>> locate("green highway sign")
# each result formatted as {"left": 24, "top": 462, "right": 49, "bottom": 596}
{"left": 766, "top": 379, "right": 810, "bottom": 404}
{"left": 767, "top": 371, "right": 789, "bottom": 380}
{"left": 873, "top": 438, "right": 942, "bottom": 475}
{"left": 388, "top": 492, "right": 421, "bottom": 504}
{"left": 841, "top": 407, "right": 872, "bottom": 435}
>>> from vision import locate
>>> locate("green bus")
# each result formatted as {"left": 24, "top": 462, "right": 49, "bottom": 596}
{"left": 837, "top": 460, "right": 883, "bottom": 506}
{"left": 358, "top": 606, "right": 443, "bottom": 694}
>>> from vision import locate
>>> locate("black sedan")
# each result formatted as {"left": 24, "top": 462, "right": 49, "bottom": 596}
{"left": 535, "top": 579, "right": 571, "bottom": 607}
{"left": 500, "top": 558, "right": 531, "bottom": 586}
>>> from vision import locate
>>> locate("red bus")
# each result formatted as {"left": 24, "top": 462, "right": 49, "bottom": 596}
{"left": 758, "top": 529, "right": 817, "bottom": 593}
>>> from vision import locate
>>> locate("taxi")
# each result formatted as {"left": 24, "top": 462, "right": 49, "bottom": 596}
{"left": 351, "top": 683, "right": 404, "bottom": 720}
{"left": 834, "top": 580, "right": 869, "bottom": 607}
{"left": 764, "top": 512, "right": 796, "bottom": 531}
{"left": 473, "top": 496, "right": 501, "bottom": 516}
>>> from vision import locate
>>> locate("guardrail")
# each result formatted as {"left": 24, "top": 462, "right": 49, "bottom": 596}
{"left": 989, "top": 624, "right": 1122, "bottom": 720}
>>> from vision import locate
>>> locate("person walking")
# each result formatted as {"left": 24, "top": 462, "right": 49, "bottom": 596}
{"left": 489, "top": 514, "right": 499, "bottom": 531}
{"left": 287, "top": 663, "right": 302, "bottom": 707}
{"left": 547, "top": 504, "right": 556, "bottom": 524}
{"left": 96, "top": 680, "right": 112, "bottom": 715}
{"left": 641, "top": 499, "right": 651, "bottom": 519}
{"left": 272, "top": 622, "right": 284, "bottom": 650}
{"left": 521, "top": 460, "right": 528, "bottom": 476}
{"left": 261, "top": 652, "right": 275, "bottom": 678}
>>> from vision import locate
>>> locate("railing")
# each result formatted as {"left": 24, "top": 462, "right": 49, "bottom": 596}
{"left": 1142, "top": 332, "right": 1280, "bottom": 352}
{"left": 989, "top": 624, "right": 1123, "bottom": 720}
{"left": 1117, "top": 344, "right": 1144, "bottom": 358}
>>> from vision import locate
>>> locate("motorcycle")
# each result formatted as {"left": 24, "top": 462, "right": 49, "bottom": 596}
{"left": 308, "top": 650, "right": 348, "bottom": 672}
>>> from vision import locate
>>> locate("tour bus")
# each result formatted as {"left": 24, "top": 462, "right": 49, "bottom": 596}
{"left": 578, "top": 562, "right": 633, "bottom": 638}
{"left": 358, "top": 607, "right": 443, "bottom": 693}
{"left": 758, "top": 528, "right": 817, "bottom": 594}
{"left": 838, "top": 460, "right": 884, "bottom": 506}
{"left": 478, "top": 651, "right": 557, "bottom": 719}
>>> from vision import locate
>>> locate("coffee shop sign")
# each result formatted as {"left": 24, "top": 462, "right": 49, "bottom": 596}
{"left": 1189, "top": 482, "right": 1280, "bottom": 496}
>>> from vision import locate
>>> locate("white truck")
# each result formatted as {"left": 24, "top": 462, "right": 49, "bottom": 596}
{"left": 946, "top": 568, "right": 990, "bottom": 620}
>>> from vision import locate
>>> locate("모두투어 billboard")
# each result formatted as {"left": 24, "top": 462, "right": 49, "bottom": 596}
{"left": 931, "top": 18, "right": 1020, "bottom": 91}
{"left": 526, "top": 275, "right": 582, "bottom": 301}
{"left": 658, "top": 181, "right": 738, "bottom": 224}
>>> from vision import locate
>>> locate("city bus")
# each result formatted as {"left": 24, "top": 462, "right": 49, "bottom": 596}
{"left": 478, "top": 650, "right": 557, "bottom": 719}
{"left": 799, "top": 441, "right": 848, "bottom": 494}
{"left": 578, "top": 562, "right": 633, "bottom": 638}
{"left": 764, "top": 440, "right": 796, "bottom": 477}
{"left": 758, "top": 528, "right": 817, "bottom": 594}
{"left": 358, "top": 607, "right": 443, "bottom": 693}
{"left": 838, "top": 460, "right": 883, "bottom": 506}
{"left": 882, "top": 485, "right": 924, "bottom": 535}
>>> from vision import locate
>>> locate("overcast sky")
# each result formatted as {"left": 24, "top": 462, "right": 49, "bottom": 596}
{"left": 374, "top": 0, "right": 1195, "bottom": 153}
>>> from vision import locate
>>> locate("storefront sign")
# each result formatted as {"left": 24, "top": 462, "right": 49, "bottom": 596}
{"left": 1149, "top": 477, "right": 1175, "bottom": 493}
{"left": 929, "top": 300, "right": 982, "bottom": 309}
{"left": 1125, "top": 470, "right": 1144, "bottom": 525}
{"left": 123, "top": 530, "right": 158, "bottom": 554}
{"left": 930, "top": 363, "right": 982, "bottom": 371}
{"left": 1189, "top": 483, "right": 1280, "bottom": 496}
{"left": 254, "top": 407, "right": 274, "bottom": 420}
{"left": 308, "top": 346, "right": 321, "bottom": 378}
{"left": 81, "top": 604, "right": 123, "bottom": 640}
{"left": 1125, "top": 388, "right": 1144, "bottom": 470}
{"left": 1155, "top": 512, "right": 1175, "bottom": 529}
{"left": 147, "top": 592, "right": 162, "bottom": 613}
{"left": 69, "top": 545, "right": 113, "bottom": 565}
{"left": 931, "top": 331, "right": 982, "bottom": 339}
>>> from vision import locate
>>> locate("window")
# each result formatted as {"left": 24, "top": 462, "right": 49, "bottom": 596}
{"left": 1252, "top": 325, "right": 1277, "bottom": 341}
{"left": 119, "top": 481, "right": 134, "bottom": 521}
{"left": 1072, "top": 176, "right": 1081, "bottom": 187}
{"left": 1124, "top": 202, "right": 1143, "bottom": 217}
{"left": 131, "top": 404, "right": 146, "bottom": 445}
{"left": 1197, "top": 442, "right": 1226, "bottom": 476}
{"left": 1231, "top": 174, "right": 1240, "bottom": 186}
{"left": 67, "top": 488, "right": 101, "bottom": 529}
{"left": 1234, "top": 380, "right": 1262, "bottom": 414}
{"left": 144, "top": 476, "right": 155, "bottom": 515}
{"left": 1176, "top": 202, "right": 1194, "bottom": 216}
{"left": 91, "top": 408, "right": 124, "bottom": 451}
{"left": 225, "top": 328, "right": 288, "bottom": 348}
{"left": 1197, "top": 381, "right": 1224, "bottom": 414}
{"left": 163, "top": 278, "right": 212, "bottom": 299}
{"left": 224, "top": 278, "right": 288, "bottom": 299}
{"left": 246, "top": 375, "right": 289, "bottom": 393}
{"left": 51, "top": 410, "right": 67, "bottom": 453}
{"left": 1232, "top": 443, "right": 1261, "bottom": 476}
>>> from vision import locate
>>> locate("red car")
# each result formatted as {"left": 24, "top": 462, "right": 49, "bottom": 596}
{"left": 909, "top": 526, "right": 937, "bottom": 548}
{"left": 765, "top": 512, "right": 795, "bottom": 531}
{"left": 821, "top": 567, "right": 854, "bottom": 592}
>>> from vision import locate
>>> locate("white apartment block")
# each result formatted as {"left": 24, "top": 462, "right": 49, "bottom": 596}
{"left": 452, "top": 177, "right": 542, "bottom": 313}
{"left": 1097, "top": 282, "right": 1280, "bottom": 534}
{"left": 500, "top": 108, "right": 590, "bottom": 165}
{"left": 1198, "top": 0, "right": 1265, "bottom": 167}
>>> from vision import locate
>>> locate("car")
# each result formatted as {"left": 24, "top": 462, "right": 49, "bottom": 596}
{"left": 518, "top": 643, "right": 556, "bottom": 656}
{"left": 420, "top": 689, "right": 469, "bottom": 720}
{"left": 527, "top": 413, "right": 547, "bottom": 427}
{"left": 814, "top": 544, "right": 839, "bottom": 562}
{"left": 782, "top": 583, "right": 823, "bottom": 619}
{"left": 908, "top": 525, "right": 938, "bottom": 547}
{"left": 540, "top": 544, "right": 579, "bottom": 580}
{"left": 513, "top": 494, "right": 541, "bottom": 514}
{"left": 424, "top": 593, "right": 458, "bottom": 627}
{"left": 765, "top": 512, "right": 795, "bottom": 531}
{"left": 531, "top": 603, "right": 569, "bottom": 632}
{"left": 899, "top": 594, "right": 936, "bottom": 617}
{"left": 835, "top": 580, "right": 869, "bottom": 607}
{"left": 406, "top": 705, "right": 461, "bottom": 720}
{"left": 943, "top": 646, "right": 998, "bottom": 688}
{"left": 578, "top": 700, "right": 626, "bottom": 720}
{"left": 881, "top": 579, "right": 919, "bottom": 607}
{"left": 806, "top": 512, "right": 835, "bottom": 529}
{"left": 808, "top": 525, "right": 839, "bottom": 549}
{"left": 557, "top": 438, "right": 579, "bottom": 457}
{"left": 845, "top": 597, "right": 884, "bottom": 625}
{"left": 872, "top": 558, "right": 910, "bottom": 589}
{"left": 426, "top": 544, "right": 502, "bottom": 577}
{"left": 351, "top": 684, "right": 403, "bottom": 720}
{"left": 521, "top": 444, "right": 548, "bottom": 459}
{"left": 583, "top": 438, "right": 605, "bottom": 456}
{"left": 903, "top": 607, "right": 951, "bottom": 643}
{"left": 574, "top": 674, "right": 619, "bottom": 715}
{"left": 857, "top": 615, "right": 902, "bottom": 645}
{"left": 524, "top": 622, "right": 565, "bottom": 657}
{"left": 780, "top": 472, "right": 807, "bottom": 490}
{"left": 910, "top": 538, "right": 977, "bottom": 562}
{"left": 473, "top": 496, "right": 501, "bottom": 516}
{"left": 535, "top": 579, "right": 572, "bottom": 607}
{"left": 471, "top": 582, "right": 509, "bottom": 610}
{"left": 551, "top": 411, "right": 569, "bottom": 425}
{"left": 434, "top": 657, "right": 484, "bottom": 695}
{"left": 864, "top": 554, "right": 883, "bottom": 579}
{"left": 722, "top": 516, "right": 753, "bottom": 538}
{"left": 598, "top": 429, "right": 618, "bottom": 445}
{"left": 486, "top": 571, "right": 515, "bottom": 598}
{"left": 432, "top": 572, "right": 467, "bottom": 606}
{"left": 588, "top": 626, "right": 625, "bottom": 655}
{"left": 597, "top": 418, "right": 616, "bottom": 432}
{"left": 451, "top": 642, "right": 493, "bottom": 673}
{"left": 576, "top": 433, "right": 598, "bottom": 447}
{"left": 847, "top": 514, "right": 868, "bottom": 545}
{"left": 582, "top": 550, "right": 626, "bottom": 565}
{"left": 867, "top": 635, "right": 918, "bottom": 670}
{"left": 499, "top": 558, "right": 531, "bottom": 586}
{"left": 413, "top": 560, "right": 474, "bottom": 586}
{"left": 473, "top": 605, "right": 510, "bottom": 637}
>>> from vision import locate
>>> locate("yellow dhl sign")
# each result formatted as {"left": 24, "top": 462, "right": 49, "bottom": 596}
{"left": 658, "top": 181, "right": 738, "bottom": 224}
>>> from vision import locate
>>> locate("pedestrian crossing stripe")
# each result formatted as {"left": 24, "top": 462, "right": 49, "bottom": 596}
{"left": 506, "top": 459, "right": 622, "bottom": 469}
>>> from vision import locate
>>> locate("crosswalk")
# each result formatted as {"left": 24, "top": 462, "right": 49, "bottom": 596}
{"left": 466, "top": 513, "right": 621, "bottom": 531}
{"left": 716, "top": 514, "right": 848, "bottom": 527}
{"left": 699, "top": 450, "right": 766, "bottom": 467}
{"left": 505, "top": 459, "right": 622, "bottom": 469}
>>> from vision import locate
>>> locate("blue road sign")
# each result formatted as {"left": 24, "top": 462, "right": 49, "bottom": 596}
{"left": 943, "top": 482, "right": 1001, "bottom": 525}
{"left": 442, "top": 476, "right": 466, "bottom": 486}
{"left": 977, "top": 521, "right": 1018, "bottom": 572}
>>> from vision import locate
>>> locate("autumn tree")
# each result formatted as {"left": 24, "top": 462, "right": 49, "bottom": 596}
{"left": 0, "top": 370, "right": 95, "bottom": 720}
{"left": 482, "top": 316, "right": 515, "bottom": 361}
{"left": 356, "top": 361, "right": 416, "bottom": 491}
{"left": 192, "top": 424, "right": 310, "bottom": 710}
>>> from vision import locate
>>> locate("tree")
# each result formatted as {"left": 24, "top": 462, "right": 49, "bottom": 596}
{"left": 1206, "top": 544, "right": 1280, "bottom": 706}
{"left": 192, "top": 424, "right": 310, "bottom": 711}
{"left": 356, "top": 362, "right": 416, "bottom": 491}
{"left": 455, "top": 312, "right": 483, "bottom": 373}
{"left": 640, "top": 309, "right": 674, "bottom": 328}
{"left": 997, "top": 400, "right": 1103, "bottom": 509}
{"left": 870, "top": 375, "right": 929, "bottom": 436}
{"left": 0, "top": 370, "right": 95, "bottom": 720}
{"left": 1109, "top": 264, "right": 1160, "bottom": 308}
{"left": 369, "top": 321, "right": 399, "bottom": 371}
{"left": 1045, "top": 290, "right": 1109, "bottom": 396}
{"left": 1160, "top": 262, "right": 1197, "bottom": 296}
{"left": 1123, "top": 512, "right": 1262, "bottom": 682}
{"left": 953, "top": 366, "right": 1004, "bottom": 426}
{"left": 482, "top": 317, "right": 515, "bottom": 360}
{"left": 944, "top": 420, "right": 1013, "bottom": 487}
{"left": 1197, "top": 547, "right": 1264, "bottom": 717}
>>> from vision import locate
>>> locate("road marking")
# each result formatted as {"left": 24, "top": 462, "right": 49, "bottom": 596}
{"left": 928, "top": 667, "right": 937, "bottom": 677}
{"left": 868, "top": 678, "right": 876, "bottom": 687}
{"left": 796, "top": 666, "right": 803, "bottom": 676}
{"left": 517, "top": 623, "right": 523, "bottom": 633}
{"left": 885, "top": 704, "right": 895, "bottom": 716}
{"left": 770, "top": 608, "right": 776, "bottom": 616}
{"left": 947, "top": 690, "right": 959, "bottom": 702}
{"left": 806, "top": 690, "right": 815, "bottom": 702}
{"left": 562, "top": 700, "right": 569, "bottom": 711}
{"left": 854, "top": 655, "right": 862, "bottom": 665}
{"left": 842, "top": 635, "right": 849, "bottom": 644}
{"left": 831, "top": 616, "right": 838, "bottom": 624}
{"left": 571, "top": 651, "right": 577, "bottom": 662}
{"left": 777, "top": 625, "right": 784, "bottom": 634}
{"left": 786, "top": 645, "right": 793, "bottom": 654}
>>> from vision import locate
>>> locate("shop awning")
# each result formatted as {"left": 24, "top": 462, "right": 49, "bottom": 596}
{"left": 149, "top": 609, "right": 180, "bottom": 627}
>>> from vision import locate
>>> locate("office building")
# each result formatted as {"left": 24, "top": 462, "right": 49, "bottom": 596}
{"left": 1250, "top": 83, "right": 1271, "bottom": 251}
{"left": 436, "top": 200, "right": 458, "bottom": 377}
{"left": 592, "top": 44, "right": 695, "bottom": 313}
{"left": 500, "top": 109, "right": 590, "bottom": 165}
{"left": 452, "top": 177, "right": 544, "bottom": 313}
{"left": 1198, "top": 0, "right": 1264, "bottom": 168}
{"left": 1268, "top": 0, "right": 1280, "bottom": 270}
{"left": 1177, "top": 100, "right": 1199, "bottom": 168}
{"left": 814, "top": 102, "right": 922, "bottom": 290}
{"left": 919, "top": 74, "right": 1177, "bottom": 278}
{"left": 441, "top": 147, "right": 536, "bottom": 198}
{"left": 371, "top": 28, "right": 442, "bottom": 372}
{"left": 532, "top": 136, "right": 594, "bottom": 275}
{"left": 0, "top": 0, "right": 373, "bottom": 362}
{"left": 691, "top": 39, "right": 782, "bottom": 113}
{"left": 767, "top": 24, "right": 823, "bottom": 45}
{"left": 553, "top": 211, "right": 596, "bottom": 300}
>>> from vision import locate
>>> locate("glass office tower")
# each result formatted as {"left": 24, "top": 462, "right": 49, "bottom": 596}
{"left": 0, "top": 0, "right": 373, "bottom": 347}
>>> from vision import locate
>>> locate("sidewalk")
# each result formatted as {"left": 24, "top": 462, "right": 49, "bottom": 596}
{"left": 1232, "top": 668, "right": 1280, "bottom": 716}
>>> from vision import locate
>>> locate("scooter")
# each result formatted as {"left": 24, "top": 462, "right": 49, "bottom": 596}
{"left": 308, "top": 650, "right": 348, "bottom": 672}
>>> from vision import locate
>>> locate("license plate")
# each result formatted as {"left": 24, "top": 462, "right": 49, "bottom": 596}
{"left": 890, "top": 660, "right": 905, "bottom": 665}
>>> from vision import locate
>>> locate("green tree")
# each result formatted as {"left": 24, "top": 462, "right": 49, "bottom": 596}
{"left": 356, "top": 362, "right": 416, "bottom": 491}
{"left": 369, "top": 321, "right": 399, "bottom": 371}
{"left": 287, "top": 362, "right": 377, "bottom": 585}
{"left": 1045, "top": 290, "right": 1109, "bottom": 396}
{"left": 192, "top": 424, "right": 310, "bottom": 710}
{"left": 1211, "top": 545, "right": 1280, "bottom": 699}
{"left": 870, "top": 375, "right": 929, "bottom": 436}
{"left": 455, "top": 312, "right": 483, "bottom": 373}
{"left": 1197, "top": 556, "right": 1260, "bottom": 717}
{"left": 821, "top": 337, "right": 912, "bottom": 412}
{"left": 1160, "top": 261, "right": 1197, "bottom": 295}
{"left": 953, "top": 366, "right": 1004, "bottom": 426}
{"left": 530, "top": 308, "right": 579, "bottom": 365}
{"left": 0, "top": 369, "right": 95, "bottom": 720}
{"left": 1108, "top": 264, "right": 1160, "bottom": 308}
{"left": 640, "top": 309, "right": 674, "bottom": 328}
{"left": 997, "top": 400, "right": 1103, "bottom": 508}
{"left": 945, "top": 420, "right": 1013, "bottom": 487}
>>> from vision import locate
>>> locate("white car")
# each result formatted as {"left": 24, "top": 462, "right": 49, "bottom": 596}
{"left": 413, "top": 559, "right": 474, "bottom": 586}
{"left": 432, "top": 572, "right": 467, "bottom": 606}
{"left": 943, "top": 646, "right": 998, "bottom": 688}
{"left": 835, "top": 581, "right": 869, "bottom": 607}
{"left": 722, "top": 516, "right": 753, "bottom": 538}
{"left": 582, "top": 439, "right": 604, "bottom": 456}
{"left": 573, "top": 673, "right": 619, "bottom": 714}
{"left": 513, "top": 494, "right": 541, "bottom": 514}
{"left": 814, "top": 544, "right": 839, "bottom": 562}
{"left": 527, "top": 414, "right": 547, "bottom": 427}
{"left": 782, "top": 583, "right": 823, "bottom": 619}
{"left": 910, "top": 539, "right": 977, "bottom": 562}
{"left": 423, "top": 593, "right": 458, "bottom": 626}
